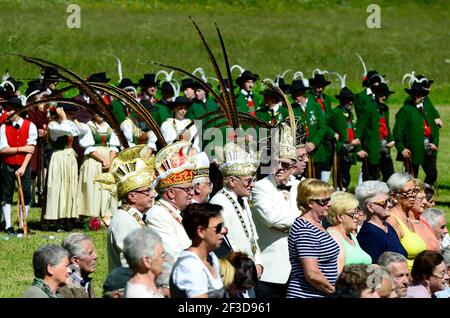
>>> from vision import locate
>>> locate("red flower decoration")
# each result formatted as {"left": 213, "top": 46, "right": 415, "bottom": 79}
{"left": 88, "top": 217, "right": 102, "bottom": 231}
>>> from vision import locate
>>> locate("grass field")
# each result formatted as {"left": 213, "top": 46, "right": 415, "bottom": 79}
{"left": 0, "top": 0, "right": 449, "bottom": 297}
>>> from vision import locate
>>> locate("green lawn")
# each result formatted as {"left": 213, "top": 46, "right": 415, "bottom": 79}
{"left": 0, "top": 0, "right": 449, "bottom": 297}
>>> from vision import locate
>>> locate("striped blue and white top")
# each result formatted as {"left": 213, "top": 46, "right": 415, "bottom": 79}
{"left": 287, "top": 218, "right": 339, "bottom": 298}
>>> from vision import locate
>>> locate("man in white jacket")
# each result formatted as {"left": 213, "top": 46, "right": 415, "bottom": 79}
{"left": 252, "top": 122, "right": 301, "bottom": 298}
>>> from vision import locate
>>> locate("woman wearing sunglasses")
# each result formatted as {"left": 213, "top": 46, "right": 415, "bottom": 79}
{"left": 287, "top": 178, "right": 338, "bottom": 298}
{"left": 326, "top": 192, "right": 372, "bottom": 275}
{"left": 356, "top": 180, "right": 407, "bottom": 264}
{"left": 409, "top": 179, "right": 440, "bottom": 251}
{"left": 386, "top": 173, "right": 426, "bottom": 269}
{"left": 170, "top": 203, "right": 225, "bottom": 298}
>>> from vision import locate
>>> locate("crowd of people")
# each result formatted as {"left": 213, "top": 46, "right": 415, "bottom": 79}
{"left": 0, "top": 53, "right": 448, "bottom": 299}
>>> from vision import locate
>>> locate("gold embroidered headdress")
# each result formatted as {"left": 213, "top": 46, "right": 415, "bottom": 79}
{"left": 194, "top": 152, "right": 210, "bottom": 179}
{"left": 153, "top": 141, "right": 196, "bottom": 191}
{"left": 214, "top": 138, "right": 260, "bottom": 177}
{"left": 95, "top": 145, "right": 156, "bottom": 199}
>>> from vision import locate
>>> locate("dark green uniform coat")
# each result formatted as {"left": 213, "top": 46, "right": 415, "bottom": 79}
{"left": 327, "top": 105, "right": 357, "bottom": 153}
{"left": 255, "top": 104, "right": 288, "bottom": 126}
{"left": 153, "top": 100, "right": 172, "bottom": 126}
{"left": 393, "top": 101, "right": 439, "bottom": 165}
{"left": 292, "top": 98, "right": 327, "bottom": 163}
{"left": 355, "top": 100, "right": 394, "bottom": 165}
{"left": 353, "top": 88, "right": 373, "bottom": 117}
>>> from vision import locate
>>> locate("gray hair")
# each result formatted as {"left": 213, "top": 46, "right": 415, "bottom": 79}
{"left": 422, "top": 208, "right": 445, "bottom": 229}
{"left": 354, "top": 181, "right": 389, "bottom": 212}
{"left": 123, "top": 228, "right": 162, "bottom": 271}
{"left": 62, "top": 232, "right": 90, "bottom": 259}
{"left": 33, "top": 244, "right": 69, "bottom": 279}
{"left": 377, "top": 251, "right": 408, "bottom": 270}
{"left": 441, "top": 246, "right": 450, "bottom": 266}
{"left": 387, "top": 172, "right": 413, "bottom": 194}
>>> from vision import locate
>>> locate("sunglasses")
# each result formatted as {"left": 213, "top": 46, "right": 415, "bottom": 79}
{"left": 369, "top": 199, "right": 390, "bottom": 209}
{"left": 346, "top": 209, "right": 361, "bottom": 219}
{"left": 207, "top": 222, "right": 224, "bottom": 234}
{"left": 312, "top": 197, "right": 331, "bottom": 207}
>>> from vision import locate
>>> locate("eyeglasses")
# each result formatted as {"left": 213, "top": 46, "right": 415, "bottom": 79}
{"left": 398, "top": 188, "right": 419, "bottom": 198}
{"left": 278, "top": 161, "right": 295, "bottom": 170}
{"left": 235, "top": 176, "right": 256, "bottom": 187}
{"left": 431, "top": 271, "right": 447, "bottom": 279}
{"left": 207, "top": 222, "right": 224, "bottom": 234}
{"left": 153, "top": 251, "right": 168, "bottom": 259}
{"left": 369, "top": 199, "right": 390, "bottom": 209}
{"left": 132, "top": 188, "right": 154, "bottom": 196}
{"left": 346, "top": 209, "right": 361, "bottom": 220}
{"left": 171, "top": 186, "right": 194, "bottom": 194}
{"left": 296, "top": 153, "right": 309, "bottom": 161}
{"left": 312, "top": 197, "right": 331, "bottom": 207}
{"left": 199, "top": 182, "right": 213, "bottom": 190}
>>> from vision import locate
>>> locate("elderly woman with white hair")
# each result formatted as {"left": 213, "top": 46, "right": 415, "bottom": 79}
{"left": 386, "top": 173, "right": 426, "bottom": 269}
{"left": 326, "top": 192, "right": 372, "bottom": 274}
{"left": 123, "top": 228, "right": 166, "bottom": 298}
{"left": 355, "top": 180, "right": 407, "bottom": 264}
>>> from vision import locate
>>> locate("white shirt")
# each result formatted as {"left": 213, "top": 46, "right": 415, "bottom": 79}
{"left": 0, "top": 117, "right": 38, "bottom": 150}
{"left": 48, "top": 119, "right": 85, "bottom": 142}
{"left": 160, "top": 118, "right": 200, "bottom": 152}
{"left": 170, "top": 251, "right": 224, "bottom": 298}
{"left": 78, "top": 121, "right": 120, "bottom": 155}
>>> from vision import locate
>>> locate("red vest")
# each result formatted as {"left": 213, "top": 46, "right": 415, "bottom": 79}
{"left": 3, "top": 119, "right": 31, "bottom": 166}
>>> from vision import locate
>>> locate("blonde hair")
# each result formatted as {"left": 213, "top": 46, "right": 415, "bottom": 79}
{"left": 412, "top": 178, "right": 425, "bottom": 192}
{"left": 296, "top": 178, "right": 334, "bottom": 213}
{"left": 326, "top": 191, "right": 359, "bottom": 225}
{"left": 219, "top": 258, "right": 236, "bottom": 289}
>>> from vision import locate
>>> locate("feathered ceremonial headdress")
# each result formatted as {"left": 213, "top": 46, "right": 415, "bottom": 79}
{"left": 95, "top": 145, "right": 156, "bottom": 199}
{"left": 153, "top": 141, "right": 197, "bottom": 191}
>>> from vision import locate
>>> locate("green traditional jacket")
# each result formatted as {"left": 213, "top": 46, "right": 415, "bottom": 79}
{"left": 355, "top": 100, "right": 394, "bottom": 165}
{"left": 404, "top": 96, "right": 440, "bottom": 121}
{"left": 186, "top": 97, "right": 219, "bottom": 122}
{"left": 308, "top": 92, "right": 335, "bottom": 163}
{"left": 235, "top": 90, "right": 262, "bottom": 114}
{"left": 110, "top": 99, "right": 127, "bottom": 124}
{"left": 292, "top": 98, "right": 327, "bottom": 163}
{"left": 255, "top": 104, "right": 289, "bottom": 126}
{"left": 327, "top": 105, "right": 357, "bottom": 152}
{"left": 154, "top": 100, "right": 172, "bottom": 126}
{"left": 353, "top": 88, "right": 373, "bottom": 118}
{"left": 393, "top": 101, "right": 439, "bottom": 165}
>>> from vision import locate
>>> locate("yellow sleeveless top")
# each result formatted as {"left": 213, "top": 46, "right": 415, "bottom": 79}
{"left": 392, "top": 214, "right": 426, "bottom": 269}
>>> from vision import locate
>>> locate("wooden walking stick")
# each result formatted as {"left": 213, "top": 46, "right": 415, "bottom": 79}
{"left": 17, "top": 175, "right": 28, "bottom": 236}
{"left": 404, "top": 156, "right": 413, "bottom": 176}
{"left": 332, "top": 141, "right": 339, "bottom": 189}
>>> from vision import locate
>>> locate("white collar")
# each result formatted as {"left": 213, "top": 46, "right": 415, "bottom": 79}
{"left": 366, "top": 88, "right": 372, "bottom": 95}
{"left": 12, "top": 117, "right": 24, "bottom": 127}
{"left": 240, "top": 89, "right": 252, "bottom": 97}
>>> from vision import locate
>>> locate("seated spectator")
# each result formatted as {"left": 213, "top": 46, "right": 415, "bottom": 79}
{"left": 170, "top": 203, "right": 225, "bottom": 298}
{"left": 59, "top": 233, "right": 97, "bottom": 298}
{"left": 287, "top": 178, "right": 338, "bottom": 298}
{"left": 410, "top": 179, "right": 440, "bottom": 251}
{"left": 405, "top": 250, "right": 449, "bottom": 298}
{"left": 434, "top": 246, "right": 450, "bottom": 298}
{"left": 377, "top": 251, "right": 410, "bottom": 297}
{"left": 326, "top": 192, "right": 372, "bottom": 274}
{"left": 422, "top": 208, "right": 450, "bottom": 249}
{"left": 331, "top": 264, "right": 395, "bottom": 298}
{"left": 219, "top": 251, "right": 258, "bottom": 298}
{"left": 386, "top": 173, "right": 426, "bottom": 269}
{"left": 123, "top": 228, "right": 165, "bottom": 298}
{"left": 23, "top": 244, "right": 70, "bottom": 298}
{"left": 355, "top": 181, "right": 407, "bottom": 263}
{"left": 102, "top": 267, "right": 133, "bottom": 298}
